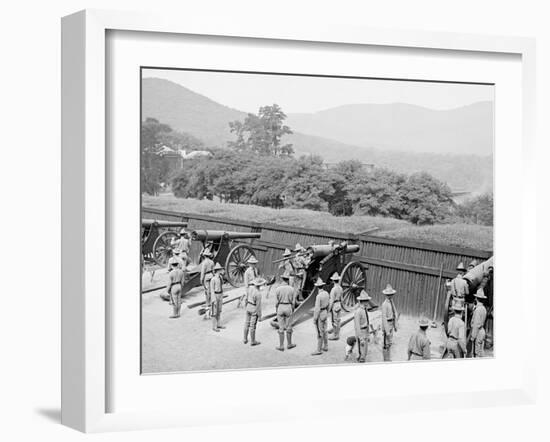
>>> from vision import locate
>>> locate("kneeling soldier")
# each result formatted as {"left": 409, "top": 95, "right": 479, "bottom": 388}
{"left": 210, "top": 263, "right": 226, "bottom": 332}
{"left": 311, "top": 278, "right": 330, "bottom": 356}
{"left": 407, "top": 317, "right": 431, "bottom": 360}
{"left": 328, "top": 272, "right": 343, "bottom": 340}
{"left": 275, "top": 274, "right": 297, "bottom": 351}
{"left": 354, "top": 290, "right": 372, "bottom": 363}
{"left": 243, "top": 278, "right": 264, "bottom": 346}
{"left": 167, "top": 257, "right": 185, "bottom": 319}
{"left": 446, "top": 305, "right": 466, "bottom": 358}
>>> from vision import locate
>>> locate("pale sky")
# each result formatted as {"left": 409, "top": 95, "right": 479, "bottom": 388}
{"left": 143, "top": 68, "right": 494, "bottom": 114}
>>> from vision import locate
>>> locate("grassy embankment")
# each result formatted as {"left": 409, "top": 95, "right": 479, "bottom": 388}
{"left": 142, "top": 194, "right": 493, "bottom": 251}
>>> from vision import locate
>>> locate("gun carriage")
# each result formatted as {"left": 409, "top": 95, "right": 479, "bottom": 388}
{"left": 159, "top": 229, "right": 262, "bottom": 301}
{"left": 141, "top": 218, "right": 188, "bottom": 267}
{"left": 271, "top": 241, "right": 369, "bottom": 327}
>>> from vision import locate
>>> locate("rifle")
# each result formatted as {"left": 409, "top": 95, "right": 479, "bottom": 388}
{"left": 272, "top": 251, "right": 307, "bottom": 264}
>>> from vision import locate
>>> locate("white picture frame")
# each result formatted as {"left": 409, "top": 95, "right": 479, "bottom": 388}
{"left": 61, "top": 9, "right": 537, "bottom": 433}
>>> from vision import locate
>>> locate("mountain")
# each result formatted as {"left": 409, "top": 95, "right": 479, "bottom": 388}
{"left": 287, "top": 101, "right": 493, "bottom": 156}
{"left": 142, "top": 78, "right": 493, "bottom": 192}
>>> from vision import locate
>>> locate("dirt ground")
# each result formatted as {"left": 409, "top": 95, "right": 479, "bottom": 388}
{"left": 141, "top": 268, "right": 493, "bottom": 374}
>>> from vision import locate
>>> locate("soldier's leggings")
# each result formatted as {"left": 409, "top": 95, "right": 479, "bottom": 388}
{"left": 331, "top": 309, "right": 341, "bottom": 335}
{"left": 169, "top": 285, "right": 182, "bottom": 314}
{"left": 314, "top": 317, "right": 328, "bottom": 350}
{"left": 244, "top": 311, "right": 259, "bottom": 337}
{"left": 473, "top": 328, "right": 486, "bottom": 357}
{"left": 383, "top": 330, "right": 393, "bottom": 361}
{"left": 357, "top": 336, "right": 368, "bottom": 361}
{"left": 203, "top": 278, "right": 212, "bottom": 307}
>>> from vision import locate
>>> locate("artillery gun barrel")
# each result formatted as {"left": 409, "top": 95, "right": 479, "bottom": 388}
{"left": 191, "top": 230, "right": 261, "bottom": 242}
{"left": 463, "top": 256, "right": 494, "bottom": 289}
{"left": 141, "top": 218, "right": 188, "bottom": 228}
{"left": 306, "top": 243, "right": 360, "bottom": 259}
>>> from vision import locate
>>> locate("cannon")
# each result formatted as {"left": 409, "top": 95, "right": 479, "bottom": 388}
{"left": 141, "top": 218, "right": 188, "bottom": 267}
{"left": 442, "top": 257, "right": 494, "bottom": 353}
{"left": 271, "top": 241, "right": 368, "bottom": 328}
{"left": 159, "top": 229, "right": 262, "bottom": 302}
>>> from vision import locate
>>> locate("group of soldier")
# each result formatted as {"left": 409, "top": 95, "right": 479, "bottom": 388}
{"left": 162, "top": 227, "right": 490, "bottom": 362}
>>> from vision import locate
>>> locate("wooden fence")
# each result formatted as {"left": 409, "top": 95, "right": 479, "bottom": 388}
{"left": 142, "top": 207, "right": 492, "bottom": 321}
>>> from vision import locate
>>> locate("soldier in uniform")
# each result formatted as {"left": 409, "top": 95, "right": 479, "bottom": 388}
{"left": 199, "top": 249, "right": 215, "bottom": 320}
{"left": 278, "top": 248, "right": 295, "bottom": 287}
{"left": 274, "top": 274, "right": 297, "bottom": 351}
{"left": 470, "top": 288, "right": 488, "bottom": 357}
{"left": 311, "top": 278, "right": 330, "bottom": 356}
{"left": 446, "top": 305, "right": 466, "bottom": 358}
{"left": 328, "top": 272, "right": 343, "bottom": 341}
{"left": 238, "top": 256, "right": 259, "bottom": 308}
{"left": 171, "top": 248, "right": 185, "bottom": 270}
{"left": 243, "top": 278, "right": 264, "bottom": 346}
{"left": 292, "top": 243, "right": 308, "bottom": 301}
{"left": 171, "top": 228, "right": 191, "bottom": 267}
{"left": 381, "top": 284, "right": 398, "bottom": 362}
{"left": 449, "top": 262, "right": 469, "bottom": 311}
{"left": 354, "top": 290, "right": 372, "bottom": 363}
{"left": 407, "top": 317, "right": 431, "bottom": 360}
{"left": 209, "top": 263, "right": 226, "bottom": 332}
{"left": 166, "top": 258, "right": 185, "bottom": 319}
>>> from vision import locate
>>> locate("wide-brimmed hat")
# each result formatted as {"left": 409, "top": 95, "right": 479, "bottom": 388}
{"left": 253, "top": 278, "right": 266, "bottom": 286}
{"left": 180, "top": 228, "right": 187, "bottom": 235}
{"left": 474, "top": 288, "right": 487, "bottom": 299}
{"left": 330, "top": 272, "right": 341, "bottom": 281}
{"left": 468, "top": 260, "right": 479, "bottom": 268}
{"left": 357, "top": 290, "right": 372, "bottom": 301}
{"left": 168, "top": 257, "right": 179, "bottom": 266}
{"left": 283, "top": 248, "right": 292, "bottom": 257}
{"left": 294, "top": 243, "right": 305, "bottom": 252}
{"left": 281, "top": 273, "right": 291, "bottom": 280}
{"left": 213, "top": 262, "right": 223, "bottom": 271}
{"left": 382, "top": 284, "right": 396, "bottom": 295}
{"left": 173, "top": 248, "right": 181, "bottom": 255}
{"left": 456, "top": 262, "right": 466, "bottom": 271}
{"left": 313, "top": 277, "right": 325, "bottom": 287}
{"left": 247, "top": 256, "right": 258, "bottom": 264}
{"left": 202, "top": 249, "right": 213, "bottom": 257}
{"left": 418, "top": 317, "right": 430, "bottom": 327}
{"left": 452, "top": 304, "right": 464, "bottom": 312}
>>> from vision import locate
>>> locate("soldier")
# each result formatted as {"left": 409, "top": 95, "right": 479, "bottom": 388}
{"left": 166, "top": 257, "right": 185, "bottom": 319}
{"left": 239, "top": 256, "right": 259, "bottom": 308}
{"left": 446, "top": 305, "right": 466, "bottom": 358}
{"left": 293, "top": 243, "right": 307, "bottom": 301}
{"left": 328, "top": 272, "right": 343, "bottom": 341}
{"left": 381, "top": 284, "right": 398, "bottom": 362}
{"left": 274, "top": 274, "right": 297, "bottom": 351}
{"left": 278, "top": 248, "right": 295, "bottom": 286}
{"left": 199, "top": 249, "right": 215, "bottom": 320}
{"left": 311, "top": 278, "right": 330, "bottom": 356}
{"left": 171, "top": 248, "right": 185, "bottom": 270}
{"left": 407, "top": 317, "right": 431, "bottom": 360}
{"left": 209, "top": 263, "right": 226, "bottom": 332}
{"left": 172, "top": 228, "right": 191, "bottom": 267}
{"left": 243, "top": 278, "right": 264, "bottom": 346}
{"left": 354, "top": 290, "right": 372, "bottom": 363}
{"left": 470, "top": 288, "right": 488, "bottom": 357}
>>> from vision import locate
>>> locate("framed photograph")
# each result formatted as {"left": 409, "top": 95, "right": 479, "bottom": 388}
{"left": 61, "top": 9, "right": 536, "bottom": 432}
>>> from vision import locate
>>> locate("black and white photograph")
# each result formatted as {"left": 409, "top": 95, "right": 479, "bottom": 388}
{"left": 140, "top": 68, "right": 494, "bottom": 373}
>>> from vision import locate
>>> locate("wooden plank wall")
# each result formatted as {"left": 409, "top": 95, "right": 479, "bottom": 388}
{"left": 142, "top": 207, "right": 492, "bottom": 320}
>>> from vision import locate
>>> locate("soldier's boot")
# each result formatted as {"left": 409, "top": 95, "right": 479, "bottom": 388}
{"left": 217, "top": 318, "right": 226, "bottom": 329}
{"left": 276, "top": 332, "right": 285, "bottom": 351}
{"left": 169, "top": 303, "right": 180, "bottom": 319}
{"left": 311, "top": 338, "right": 323, "bottom": 356}
{"left": 250, "top": 330, "right": 261, "bottom": 346}
{"left": 286, "top": 331, "right": 296, "bottom": 349}
{"left": 243, "top": 327, "right": 249, "bottom": 344}
{"left": 322, "top": 334, "right": 329, "bottom": 352}
{"left": 212, "top": 317, "right": 219, "bottom": 332}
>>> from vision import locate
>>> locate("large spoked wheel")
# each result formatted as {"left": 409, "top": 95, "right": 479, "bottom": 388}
{"left": 340, "top": 261, "right": 367, "bottom": 312}
{"left": 152, "top": 231, "right": 178, "bottom": 266}
{"left": 225, "top": 244, "right": 255, "bottom": 287}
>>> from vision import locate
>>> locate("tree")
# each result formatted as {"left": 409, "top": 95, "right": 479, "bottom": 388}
{"left": 228, "top": 104, "right": 294, "bottom": 157}
{"left": 141, "top": 118, "right": 172, "bottom": 195}
{"left": 456, "top": 193, "right": 493, "bottom": 225}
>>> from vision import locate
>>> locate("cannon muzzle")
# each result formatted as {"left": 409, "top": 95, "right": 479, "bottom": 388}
{"left": 307, "top": 243, "right": 360, "bottom": 259}
{"left": 464, "top": 256, "right": 494, "bottom": 289}
{"left": 141, "top": 219, "right": 188, "bottom": 228}
{"left": 191, "top": 230, "right": 261, "bottom": 242}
